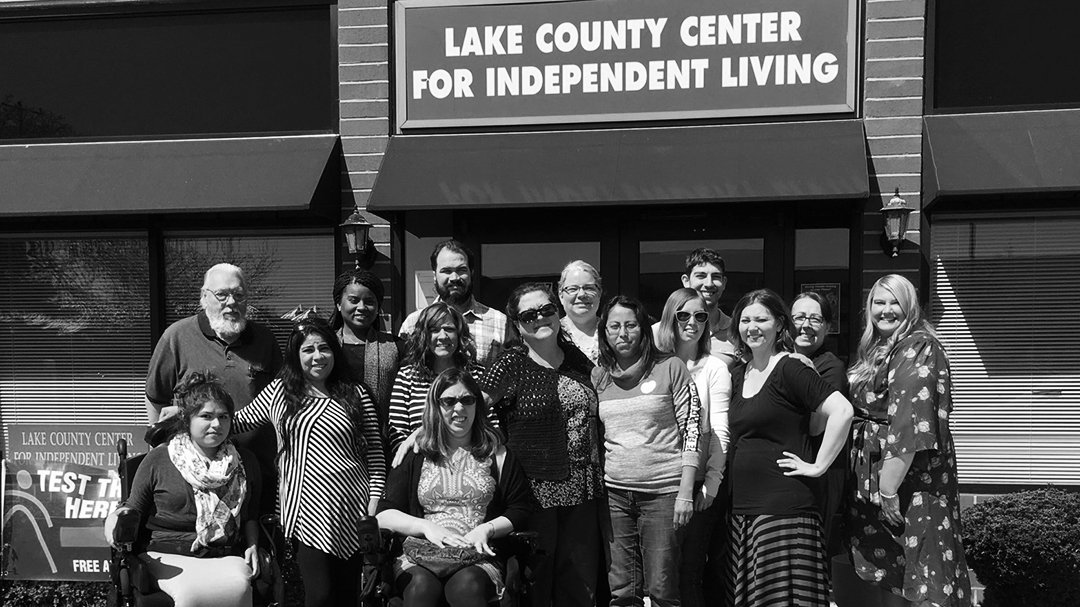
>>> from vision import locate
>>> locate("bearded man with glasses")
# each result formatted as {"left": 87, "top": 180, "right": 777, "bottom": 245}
{"left": 144, "top": 263, "right": 283, "bottom": 510}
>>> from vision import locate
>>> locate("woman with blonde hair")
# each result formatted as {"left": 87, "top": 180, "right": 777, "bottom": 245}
{"left": 557, "top": 260, "right": 603, "bottom": 362}
{"left": 845, "top": 274, "right": 972, "bottom": 606}
{"left": 654, "top": 288, "right": 731, "bottom": 607}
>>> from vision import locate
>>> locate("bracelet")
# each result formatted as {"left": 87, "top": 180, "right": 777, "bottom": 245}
{"left": 485, "top": 522, "right": 497, "bottom": 536}
{"left": 675, "top": 497, "right": 695, "bottom": 503}
{"left": 879, "top": 490, "right": 898, "bottom": 500}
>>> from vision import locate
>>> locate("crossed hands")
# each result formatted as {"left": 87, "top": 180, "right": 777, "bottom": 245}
{"left": 422, "top": 521, "right": 496, "bottom": 556}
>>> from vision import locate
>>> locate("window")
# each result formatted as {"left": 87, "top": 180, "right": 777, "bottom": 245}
{"left": 932, "top": 0, "right": 1080, "bottom": 111}
{"left": 639, "top": 239, "right": 764, "bottom": 319}
{"left": 480, "top": 242, "right": 601, "bottom": 310}
{"left": 0, "top": 230, "right": 336, "bottom": 452}
{"left": 0, "top": 4, "right": 334, "bottom": 140}
{"left": 931, "top": 215, "right": 1080, "bottom": 484}
{"left": 0, "top": 235, "right": 152, "bottom": 447}
{"left": 164, "top": 231, "right": 336, "bottom": 349}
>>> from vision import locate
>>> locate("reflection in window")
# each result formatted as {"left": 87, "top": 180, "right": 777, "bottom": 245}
{"left": 164, "top": 232, "right": 335, "bottom": 347}
{"left": 480, "top": 242, "right": 601, "bottom": 310}
{"left": 0, "top": 235, "right": 151, "bottom": 440}
{"left": 0, "top": 6, "right": 333, "bottom": 140}
{"left": 639, "top": 239, "right": 764, "bottom": 318}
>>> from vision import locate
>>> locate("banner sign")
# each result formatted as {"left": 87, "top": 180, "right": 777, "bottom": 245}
{"left": 395, "top": 0, "right": 858, "bottom": 129}
{"left": 2, "top": 424, "right": 147, "bottom": 581}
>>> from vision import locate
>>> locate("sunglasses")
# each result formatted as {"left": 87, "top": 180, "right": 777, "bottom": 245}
{"left": 518, "top": 303, "right": 558, "bottom": 324}
{"left": 676, "top": 310, "right": 710, "bottom": 324}
{"left": 438, "top": 395, "right": 477, "bottom": 408}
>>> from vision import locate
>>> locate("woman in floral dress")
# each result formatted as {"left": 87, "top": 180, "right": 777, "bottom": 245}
{"left": 845, "top": 274, "right": 972, "bottom": 607}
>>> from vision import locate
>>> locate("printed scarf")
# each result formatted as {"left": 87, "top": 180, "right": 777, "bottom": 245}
{"left": 167, "top": 433, "right": 247, "bottom": 552}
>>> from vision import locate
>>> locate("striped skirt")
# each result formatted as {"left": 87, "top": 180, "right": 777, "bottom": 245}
{"left": 728, "top": 513, "right": 829, "bottom": 607}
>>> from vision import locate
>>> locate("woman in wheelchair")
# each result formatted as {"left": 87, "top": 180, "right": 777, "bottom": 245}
{"left": 105, "top": 373, "right": 261, "bottom": 607}
{"left": 377, "top": 367, "right": 535, "bottom": 607}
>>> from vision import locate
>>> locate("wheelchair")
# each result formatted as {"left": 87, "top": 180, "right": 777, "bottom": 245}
{"left": 356, "top": 515, "right": 541, "bottom": 607}
{"left": 107, "top": 438, "right": 287, "bottom": 607}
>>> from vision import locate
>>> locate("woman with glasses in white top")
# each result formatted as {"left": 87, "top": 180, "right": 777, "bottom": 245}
{"left": 557, "top": 260, "right": 602, "bottom": 363}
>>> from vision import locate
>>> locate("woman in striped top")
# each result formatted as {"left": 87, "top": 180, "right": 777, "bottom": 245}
{"left": 234, "top": 318, "right": 386, "bottom": 607}
{"left": 387, "top": 303, "right": 486, "bottom": 464}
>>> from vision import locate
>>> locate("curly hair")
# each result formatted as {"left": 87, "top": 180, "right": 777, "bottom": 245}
{"left": 401, "top": 303, "right": 479, "bottom": 374}
{"left": 416, "top": 368, "right": 501, "bottom": 464}
{"left": 277, "top": 318, "right": 369, "bottom": 465}
{"left": 168, "top": 371, "right": 235, "bottom": 440}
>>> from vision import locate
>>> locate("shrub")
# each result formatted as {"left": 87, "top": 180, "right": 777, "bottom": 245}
{"left": 963, "top": 488, "right": 1080, "bottom": 607}
{"left": 0, "top": 581, "right": 108, "bottom": 607}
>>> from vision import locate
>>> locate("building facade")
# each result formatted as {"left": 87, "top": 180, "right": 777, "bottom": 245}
{"left": 2, "top": 0, "right": 1077, "bottom": 492}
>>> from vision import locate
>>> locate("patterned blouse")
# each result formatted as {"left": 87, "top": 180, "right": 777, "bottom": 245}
{"left": 234, "top": 379, "right": 386, "bottom": 559}
{"left": 481, "top": 344, "right": 603, "bottom": 509}
{"left": 400, "top": 448, "right": 504, "bottom": 591}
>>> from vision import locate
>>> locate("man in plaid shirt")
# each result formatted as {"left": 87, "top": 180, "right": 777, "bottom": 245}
{"left": 398, "top": 239, "right": 511, "bottom": 368}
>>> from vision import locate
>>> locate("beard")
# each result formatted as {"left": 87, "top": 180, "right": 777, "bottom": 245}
{"left": 435, "top": 279, "right": 473, "bottom": 306}
{"left": 204, "top": 304, "right": 248, "bottom": 340}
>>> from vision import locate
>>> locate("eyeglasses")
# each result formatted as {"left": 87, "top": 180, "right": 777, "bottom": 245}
{"left": 204, "top": 289, "right": 247, "bottom": 303}
{"left": 676, "top": 311, "right": 710, "bottom": 324}
{"left": 605, "top": 321, "right": 640, "bottom": 334}
{"left": 792, "top": 313, "right": 825, "bottom": 328}
{"left": 438, "top": 395, "right": 477, "bottom": 408}
{"left": 560, "top": 284, "right": 600, "bottom": 297}
{"left": 517, "top": 303, "right": 558, "bottom": 324}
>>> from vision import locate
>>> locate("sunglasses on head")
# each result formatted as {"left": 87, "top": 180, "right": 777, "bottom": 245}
{"left": 518, "top": 303, "right": 558, "bottom": 324}
{"left": 676, "top": 310, "right": 710, "bottom": 324}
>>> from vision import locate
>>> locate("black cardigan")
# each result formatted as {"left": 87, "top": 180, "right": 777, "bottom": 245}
{"left": 377, "top": 447, "right": 535, "bottom": 532}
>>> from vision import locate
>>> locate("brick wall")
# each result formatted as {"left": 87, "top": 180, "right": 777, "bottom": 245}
{"left": 861, "top": 0, "right": 926, "bottom": 299}
{"left": 338, "top": 0, "right": 395, "bottom": 320}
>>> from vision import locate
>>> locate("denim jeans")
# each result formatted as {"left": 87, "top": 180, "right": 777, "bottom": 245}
{"left": 605, "top": 488, "right": 684, "bottom": 607}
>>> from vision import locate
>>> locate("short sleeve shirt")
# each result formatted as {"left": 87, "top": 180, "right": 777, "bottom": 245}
{"left": 145, "top": 312, "right": 282, "bottom": 410}
{"left": 728, "top": 355, "right": 835, "bottom": 515}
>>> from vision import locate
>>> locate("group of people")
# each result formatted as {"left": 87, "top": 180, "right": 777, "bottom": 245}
{"left": 104, "top": 241, "right": 973, "bottom": 607}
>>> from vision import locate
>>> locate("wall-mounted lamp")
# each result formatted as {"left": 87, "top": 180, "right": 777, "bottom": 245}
{"left": 880, "top": 188, "right": 914, "bottom": 257}
{"left": 340, "top": 205, "right": 374, "bottom": 268}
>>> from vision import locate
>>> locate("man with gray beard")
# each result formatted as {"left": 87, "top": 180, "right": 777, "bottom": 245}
{"left": 145, "top": 263, "right": 281, "bottom": 422}
{"left": 144, "top": 263, "right": 282, "bottom": 506}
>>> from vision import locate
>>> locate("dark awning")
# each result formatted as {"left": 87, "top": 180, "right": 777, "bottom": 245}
{"left": 0, "top": 134, "right": 340, "bottom": 217}
{"left": 924, "top": 109, "right": 1080, "bottom": 207}
{"left": 368, "top": 120, "right": 869, "bottom": 211}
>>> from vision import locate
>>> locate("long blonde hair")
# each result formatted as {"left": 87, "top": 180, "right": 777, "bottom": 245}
{"left": 848, "top": 274, "right": 937, "bottom": 393}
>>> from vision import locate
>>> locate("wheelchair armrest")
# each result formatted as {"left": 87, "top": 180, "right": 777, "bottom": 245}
{"left": 112, "top": 509, "right": 142, "bottom": 545}
{"left": 506, "top": 531, "right": 540, "bottom": 549}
